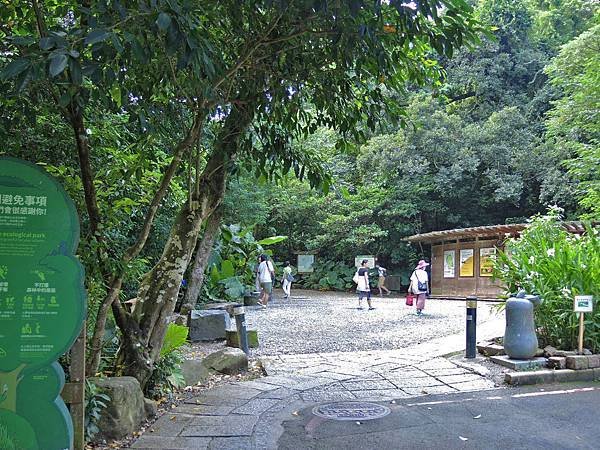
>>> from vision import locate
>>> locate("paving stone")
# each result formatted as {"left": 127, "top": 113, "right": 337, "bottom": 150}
{"left": 298, "top": 363, "right": 338, "bottom": 374}
{"left": 387, "top": 376, "right": 444, "bottom": 388}
{"left": 231, "top": 398, "right": 280, "bottom": 415}
{"left": 341, "top": 379, "right": 397, "bottom": 391}
{"left": 401, "top": 385, "right": 458, "bottom": 395}
{"left": 554, "top": 368, "right": 595, "bottom": 382}
{"left": 420, "top": 367, "right": 471, "bottom": 376}
{"left": 185, "top": 394, "right": 248, "bottom": 407}
{"left": 208, "top": 436, "right": 255, "bottom": 450}
{"left": 504, "top": 370, "right": 556, "bottom": 385}
{"left": 588, "top": 355, "right": 600, "bottom": 369}
{"left": 145, "top": 414, "right": 192, "bottom": 436}
{"left": 312, "top": 371, "right": 356, "bottom": 381}
{"left": 300, "top": 390, "right": 357, "bottom": 402}
{"left": 181, "top": 415, "right": 258, "bottom": 437}
{"left": 436, "top": 373, "right": 486, "bottom": 384}
{"left": 566, "top": 355, "right": 589, "bottom": 370}
{"left": 236, "top": 380, "right": 281, "bottom": 391}
{"left": 418, "top": 358, "right": 458, "bottom": 370}
{"left": 260, "top": 375, "right": 315, "bottom": 387}
{"left": 204, "top": 384, "right": 262, "bottom": 400}
{"left": 257, "top": 387, "right": 299, "bottom": 399}
{"left": 547, "top": 356, "right": 567, "bottom": 369}
{"left": 131, "top": 436, "right": 211, "bottom": 449}
{"left": 388, "top": 368, "right": 431, "bottom": 378}
{"left": 173, "top": 404, "right": 236, "bottom": 416}
{"left": 449, "top": 379, "right": 496, "bottom": 391}
{"left": 352, "top": 389, "right": 412, "bottom": 400}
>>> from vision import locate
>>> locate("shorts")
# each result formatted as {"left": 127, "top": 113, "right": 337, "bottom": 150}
{"left": 357, "top": 290, "right": 371, "bottom": 300}
{"left": 378, "top": 276, "right": 385, "bottom": 287}
{"left": 260, "top": 282, "right": 272, "bottom": 294}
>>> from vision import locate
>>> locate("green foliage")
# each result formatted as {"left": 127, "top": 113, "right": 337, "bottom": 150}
{"left": 493, "top": 208, "right": 600, "bottom": 351}
{"left": 160, "top": 324, "right": 189, "bottom": 358}
{"left": 145, "top": 350, "right": 186, "bottom": 400}
{"left": 147, "top": 324, "right": 188, "bottom": 399}
{"left": 545, "top": 24, "right": 600, "bottom": 219}
{"left": 200, "top": 224, "right": 286, "bottom": 302}
{"left": 84, "top": 379, "right": 110, "bottom": 443}
{"left": 297, "top": 260, "right": 358, "bottom": 291}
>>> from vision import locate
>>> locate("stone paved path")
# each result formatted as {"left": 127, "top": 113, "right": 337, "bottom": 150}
{"left": 132, "top": 309, "right": 504, "bottom": 449}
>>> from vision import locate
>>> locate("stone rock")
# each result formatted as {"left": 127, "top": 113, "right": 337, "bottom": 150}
{"left": 547, "top": 356, "right": 566, "bottom": 370}
{"left": 89, "top": 376, "right": 148, "bottom": 441}
{"left": 202, "top": 348, "right": 248, "bottom": 375}
{"left": 566, "top": 355, "right": 589, "bottom": 370}
{"left": 535, "top": 348, "right": 544, "bottom": 357}
{"left": 586, "top": 355, "right": 600, "bottom": 369}
{"left": 226, "top": 329, "right": 259, "bottom": 349}
{"left": 182, "top": 358, "right": 212, "bottom": 386}
{"left": 189, "top": 310, "right": 231, "bottom": 341}
{"left": 543, "top": 345, "right": 558, "bottom": 357}
{"left": 144, "top": 398, "right": 158, "bottom": 418}
{"left": 555, "top": 350, "right": 577, "bottom": 357}
{"left": 583, "top": 348, "right": 593, "bottom": 355}
{"left": 476, "top": 342, "right": 505, "bottom": 357}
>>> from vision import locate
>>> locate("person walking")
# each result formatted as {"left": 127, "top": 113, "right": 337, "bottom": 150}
{"left": 409, "top": 259, "right": 430, "bottom": 315}
{"left": 281, "top": 261, "right": 293, "bottom": 299}
{"left": 356, "top": 259, "right": 375, "bottom": 310}
{"left": 257, "top": 254, "right": 273, "bottom": 308}
{"left": 377, "top": 264, "right": 391, "bottom": 296}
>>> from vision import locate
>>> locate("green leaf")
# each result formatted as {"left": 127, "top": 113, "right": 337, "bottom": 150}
{"left": 1, "top": 58, "right": 30, "bottom": 80}
{"left": 39, "top": 37, "right": 54, "bottom": 50}
{"left": 156, "top": 12, "right": 172, "bottom": 31}
{"left": 220, "top": 259, "right": 235, "bottom": 278}
{"left": 84, "top": 29, "right": 111, "bottom": 45}
{"left": 160, "top": 323, "right": 188, "bottom": 357}
{"left": 49, "top": 53, "right": 67, "bottom": 77}
{"left": 110, "top": 85, "right": 122, "bottom": 107}
{"left": 257, "top": 235, "right": 288, "bottom": 246}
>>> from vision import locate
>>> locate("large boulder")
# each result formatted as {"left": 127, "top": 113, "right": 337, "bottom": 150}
{"left": 89, "top": 376, "right": 150, "bottom": 441}
{"left": 182, "top": 359, "right": 213, "bottom": 386}
{"left": 202, "top": 348, "right": 248, "bottom": 375}
{"left": 189, "top": 309, "right": 231, "bottom": 341}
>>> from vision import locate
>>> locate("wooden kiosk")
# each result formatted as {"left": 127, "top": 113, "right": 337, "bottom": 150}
{"left": 405, "top": 222, "right": 589, "bottom": 299}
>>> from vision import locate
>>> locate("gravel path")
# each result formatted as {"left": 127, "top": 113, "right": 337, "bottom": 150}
{"left": 245, "top": 289, "right": 501, "bottom": 356}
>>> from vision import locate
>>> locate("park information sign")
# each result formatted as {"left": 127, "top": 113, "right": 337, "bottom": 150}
{"left": 0, "top": 158, "right": 86, "bottom": 450}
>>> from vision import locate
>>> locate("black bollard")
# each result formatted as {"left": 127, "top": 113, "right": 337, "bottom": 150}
{"left": 466, "top": 296, "right": 478, "bottom": 359}
{"left": 233, "top": 305, "right": 249, "bottom": 355}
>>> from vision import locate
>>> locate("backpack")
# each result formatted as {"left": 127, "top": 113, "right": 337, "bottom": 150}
{"left": 352, "top": 271, "right": 360, "bottom": 284}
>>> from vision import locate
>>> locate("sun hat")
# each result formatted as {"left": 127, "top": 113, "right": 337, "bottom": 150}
{"left": 415, "top": 260, "right": 430, "bottom": 270}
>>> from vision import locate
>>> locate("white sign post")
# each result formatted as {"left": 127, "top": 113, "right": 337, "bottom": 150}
{"left": 574, "top": 295, "right": 593, "bottom": 354}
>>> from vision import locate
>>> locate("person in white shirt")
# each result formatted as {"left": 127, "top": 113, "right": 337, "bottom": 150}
{"left": 257, "top": 254, "right": 272, "bottom": 308}
{"left": 281, "top": 261, "right": 293, "bottom": 299}
{"left": 409, "top": 259, "right": 430, "bottom": 315}
{"left": 356, "top": 259, "right": 375, "bottom": 310}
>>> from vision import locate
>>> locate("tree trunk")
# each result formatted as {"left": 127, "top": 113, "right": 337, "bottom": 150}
{"left": 180, "top": 206, "right": 223, "bottom": 316}
{"left": 85, "top": 111, "right": 205, "bottom": 376}
{"left": 119, "top": 105, "right": 253, "bottom": 388}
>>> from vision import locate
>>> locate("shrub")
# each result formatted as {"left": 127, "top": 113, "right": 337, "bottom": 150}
{"left": 493, "top": 208, "right": 600, "bottom": 351}
{"left": 145, "top": 324, "right": 188, "bottom": 399}
{"left": 84, "top": 379, "right": 110, "bottom": 443}
{"left": 296, "top": 260, "right": 358, "bottom": 291}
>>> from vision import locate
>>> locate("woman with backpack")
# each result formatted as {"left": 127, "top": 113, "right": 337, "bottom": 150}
{"left": 354, "top": 259, "right": 375, "bottom": 310}
{"left": 409, "top": 260, "right": 430, "bottom": 315}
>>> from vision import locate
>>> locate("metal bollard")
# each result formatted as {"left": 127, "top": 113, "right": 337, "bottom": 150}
{"left": 466, "top": 296, "right": 478, "bottom": 358}
{"left": 233, "top": 305, "right": 249, "bottom": 355}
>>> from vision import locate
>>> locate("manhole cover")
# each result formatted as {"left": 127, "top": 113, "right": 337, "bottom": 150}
{"left": 312, "top": 401, "right": 391, "bottom": 421}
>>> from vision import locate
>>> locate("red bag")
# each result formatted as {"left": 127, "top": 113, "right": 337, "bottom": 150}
{"left": 406, "top": 294, "right": 415, "bottom": 306}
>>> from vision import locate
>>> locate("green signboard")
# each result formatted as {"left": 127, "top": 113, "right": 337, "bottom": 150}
{"left": 0, "top": 157, "right": 86, "bottom": 450}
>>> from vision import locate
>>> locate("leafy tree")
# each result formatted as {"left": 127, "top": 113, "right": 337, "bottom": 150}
{"left": 545, "top": 24, "right": 600, "bottom": 219}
